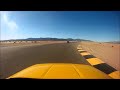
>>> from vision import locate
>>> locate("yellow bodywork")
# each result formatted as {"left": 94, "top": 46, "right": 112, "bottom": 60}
{"left": 8, "top": 63, "right": 112, "bottom": 79}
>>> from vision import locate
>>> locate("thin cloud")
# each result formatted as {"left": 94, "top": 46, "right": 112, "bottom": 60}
{"left": 1, "top": 11, "right": 18, "bottom": 31}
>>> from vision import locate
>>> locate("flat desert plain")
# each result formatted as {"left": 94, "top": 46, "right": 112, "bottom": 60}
{"left": 80, "top": 41, "right": 120, "bottom": 71}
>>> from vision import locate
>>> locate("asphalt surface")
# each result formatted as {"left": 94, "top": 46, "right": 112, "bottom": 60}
{"left": 0, "top": 42, "right": 90, "bottom": 79}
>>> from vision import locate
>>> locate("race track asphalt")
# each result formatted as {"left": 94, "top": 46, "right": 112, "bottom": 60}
{"left": 0, "top": 42, "right": 90, "bottom": 79}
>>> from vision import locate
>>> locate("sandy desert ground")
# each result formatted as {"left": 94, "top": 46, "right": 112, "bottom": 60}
{"left": 80, "top": 41, "right": 120, "bottom": 71}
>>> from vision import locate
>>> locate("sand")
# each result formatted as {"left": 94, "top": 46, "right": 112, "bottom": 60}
{"left": 80, "top": 41, "right": 120, "bottom": 71}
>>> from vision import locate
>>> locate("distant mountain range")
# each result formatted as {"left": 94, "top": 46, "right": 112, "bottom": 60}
{"left": 1, "top": 37, "right": 93, "bottom": 42}
{"left": 105, "top": 41, "right": 120, "bottom": 44}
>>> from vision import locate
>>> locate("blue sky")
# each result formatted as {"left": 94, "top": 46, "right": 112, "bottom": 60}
{"left": 0, "top": 11, "right": 120, "bottom": 42}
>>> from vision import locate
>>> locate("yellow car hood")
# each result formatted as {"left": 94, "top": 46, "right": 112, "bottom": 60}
{"left": 8, "top": 63, "right": 111, "bottom": 79}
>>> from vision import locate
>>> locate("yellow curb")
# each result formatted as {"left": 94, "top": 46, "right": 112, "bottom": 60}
{"left": 80, "top": 52, "right": 91, "bottom": 56}
{"left": 108, "top": 71, "right": 120, "bottom": 79}
{"left": 86, "top": 58, "right": 105, "bottom": 66}
{"left": 78, "top": 49, "right": 86, "bottom": 52}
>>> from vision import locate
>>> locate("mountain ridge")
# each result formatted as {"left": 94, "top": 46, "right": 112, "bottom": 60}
{"left": 1, "top": 37, "right": 93, "bottom": 42}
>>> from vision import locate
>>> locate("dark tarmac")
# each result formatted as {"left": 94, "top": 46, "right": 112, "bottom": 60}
{"left": 0, "top": 42, "right": 90, "bottom": 79}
